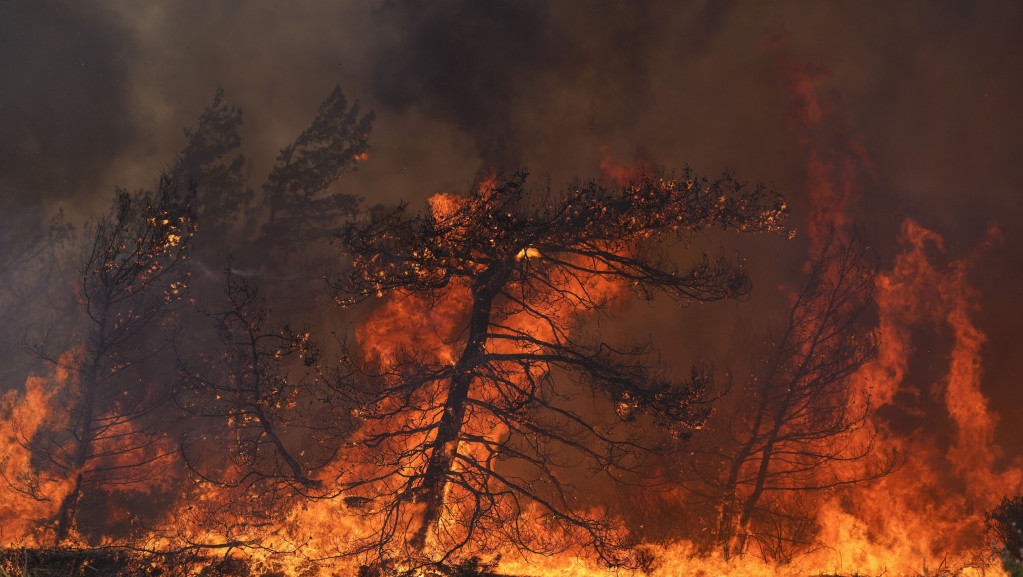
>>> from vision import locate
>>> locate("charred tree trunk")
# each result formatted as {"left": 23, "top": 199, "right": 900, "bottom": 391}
{"left": 716, "top": 362, "right": 798, "bottom": 558}
{"left": 54, "top": 473, "right": 84, "bottom": 544}
{"left": 408, "top": 267, "right": 507, "bottom": 551}
{"left": 718, "top": 368, "right": 801, "bottom": 558}
{"left": 54, "top": 357, "right": 102, "bottom": 544}
{"left": 717, "top": 386, "right": 772, "bottom": 557}
{"left": 730, "top": 429, "right": 781, "bottom": 557}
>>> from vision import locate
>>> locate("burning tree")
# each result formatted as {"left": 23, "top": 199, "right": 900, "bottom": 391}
{"left": 25, "top": 183, "right": 195, "bottom": 544}
{"left": 330, "top": 170, "right": 788, "bottom": 566}
{"left": 680, "top": 232, "right": 893, "bottom": 560}
{"left": 173, "top": 270, "right": 351, "bottom": 542}
{"left": 0, "top": 83, "right": 373, "bottom": 550}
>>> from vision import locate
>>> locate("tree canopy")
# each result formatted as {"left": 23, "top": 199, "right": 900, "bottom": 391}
{"left": 329, "top": 171, "right": 788, "bottom": 564}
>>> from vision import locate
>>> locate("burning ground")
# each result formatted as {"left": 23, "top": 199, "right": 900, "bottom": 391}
{"left": 2, "top": 1, "right": 1023, "bottom": 576}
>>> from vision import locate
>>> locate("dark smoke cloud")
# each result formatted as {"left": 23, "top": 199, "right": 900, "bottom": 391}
{"left": 363, "top": 1, "right": 749, "bottom": 171}
{"left": 0, "top": 1, "right": 136, "bottom": 389}
{"left": 0, "top": 0, "right": 135, "bottom": 211}
{"left": 367, "top": 0, "right": 556, "bottom": 167}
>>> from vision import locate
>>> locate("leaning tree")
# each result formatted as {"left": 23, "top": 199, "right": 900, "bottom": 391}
{"left": 330, "top": 170, "right": 788, "bottom": 566}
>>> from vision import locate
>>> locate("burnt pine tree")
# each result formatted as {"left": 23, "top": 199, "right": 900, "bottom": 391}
{"left": 331, "top": 170, "right": 788, "bottom": 565}
{"left": 168, "top": 85, "right": 373, "bottom": 264}
{"left": 29, "top": 182, "right": 195, "bottom": 544}
{"left": 260, "top": 86, "right": 373, "bottom": 255}
{"left": 682, "top": 232, "right": 894, "bottom": 560}
{"left": 179, "top": 270, "right": 326, "bottom": 489}
{"left": 4, "top": 85, "right": 368, "bottom": 548}
{"left": 166, "top": 87, "right": 251, "bottom": 261}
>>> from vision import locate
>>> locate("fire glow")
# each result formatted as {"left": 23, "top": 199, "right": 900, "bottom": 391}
{"left": 0, "top": 66, "right": 1019, "bottom": 577}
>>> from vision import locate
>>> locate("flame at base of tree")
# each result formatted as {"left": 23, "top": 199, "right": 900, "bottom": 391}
{"left": 486, "top": 219, "right": 1021, "bottom": 577}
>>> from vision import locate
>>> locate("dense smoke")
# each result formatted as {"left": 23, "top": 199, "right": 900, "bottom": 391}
{"left": 0, "top": 0, "right": 135, "bottom": 209}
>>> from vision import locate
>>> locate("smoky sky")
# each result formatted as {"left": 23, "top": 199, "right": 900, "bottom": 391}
{"left": 362, "top": 0, "right": 726, "bottom": 168}
{"left": 0, "top": 0, "right": 134, "bottom": 218}
{"left": 3, "top": 1, "right": 1023, "bottom": 448}
{"left": 367, "top": 0, "right": 557, "bottom": 166}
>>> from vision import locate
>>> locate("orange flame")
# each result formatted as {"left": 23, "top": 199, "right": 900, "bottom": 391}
{"left": 1, "top": 82, "right": 1014, "bottom": 576}
{"left": 825, "top": 219, "right": 1022, "bottom": 574}
{"left": 0, "top": 354, "right": 75, "bottom": 545}
{"left": 599, "top": 147, "right": 652, "bottom": 187}
{"left": 771, "top": 51, "right": 1019, "bottom": 575}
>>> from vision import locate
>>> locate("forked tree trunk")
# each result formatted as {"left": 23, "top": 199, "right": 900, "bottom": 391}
{"left": 719, "top": 386, "right": 792, "bottom": 559}
{"left": 718, "top": 392, "right": 770, "bottom": 557}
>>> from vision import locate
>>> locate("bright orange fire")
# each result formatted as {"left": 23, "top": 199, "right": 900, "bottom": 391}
{"left": 818, "top": 218, "right": 1021, "bottom": 576}
{"left": 598, "top": 146, "right": 651, "bottom": 187}
{"left": 2, "top": 171, "right": 1016, "bottom": 577}
{"left": 0, "top": 356, "right": 73, "bottom": 545}
{"left": 342, "top": 172, "right": 637, "bottom": 564}
{"left": 488, "top": 230, "right": 1017, "bottom": 577}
